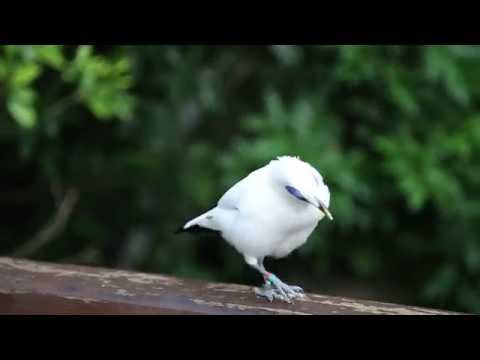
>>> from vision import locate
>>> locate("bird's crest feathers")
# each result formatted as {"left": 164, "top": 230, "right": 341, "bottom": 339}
{"left": 269, "top": 155, "right": 323, "bottom": 183}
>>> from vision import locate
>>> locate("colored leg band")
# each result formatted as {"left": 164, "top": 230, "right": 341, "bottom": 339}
{"left": 265, "top": 273, "right": 277, "bottom": 285}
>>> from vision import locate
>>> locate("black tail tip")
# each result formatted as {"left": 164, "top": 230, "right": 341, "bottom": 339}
{"left": 174, "top": 226, "right": 186, "bottom": 234}
{"left": 175, "top": 224, "right": 221, "bottom": 236}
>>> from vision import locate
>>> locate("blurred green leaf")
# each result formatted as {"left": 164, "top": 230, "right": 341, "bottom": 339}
{"left": 37, "top": 45, "right": 65, "bottom": 69}
{"left": 11, "top": 63, "right": 41, "bottom": 88}
{"left": 7, "top": 87, "right": 37, "bottom": 128}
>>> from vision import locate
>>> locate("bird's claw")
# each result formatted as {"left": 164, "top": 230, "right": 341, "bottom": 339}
{"left": 255, "top": 287, "right": 290, "bottom": 303}
{"left": 288, "top": 285, "right": 304, "bottom": 294}
{"left": 254, "top": 280, "right": 305, "bottom": 304}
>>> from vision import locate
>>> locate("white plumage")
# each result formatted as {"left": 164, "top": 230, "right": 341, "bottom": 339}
{"left": 179, "top": 155, "right": 332, "bottom": 303}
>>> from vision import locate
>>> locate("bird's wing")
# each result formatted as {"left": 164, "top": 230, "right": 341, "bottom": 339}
{"left": 217, "top": 178, "right": 249, "bottom": 210}
{"left": 217, "top": 168, "right": 264, "bottom": 210}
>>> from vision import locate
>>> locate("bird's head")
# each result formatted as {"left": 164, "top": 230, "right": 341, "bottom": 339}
{"left": 270, "top": 156, "right": 333, "bottom": 220}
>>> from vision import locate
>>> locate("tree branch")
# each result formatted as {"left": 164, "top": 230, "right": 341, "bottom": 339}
{"left": 12, "top": 188, "right": 79, "bottom": 258}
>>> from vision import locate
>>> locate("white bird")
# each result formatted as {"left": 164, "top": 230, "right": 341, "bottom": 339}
{"left": 176, "top": 155, "right": 333, "bottom": 303}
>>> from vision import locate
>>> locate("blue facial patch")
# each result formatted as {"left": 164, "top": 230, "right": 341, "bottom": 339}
{"left": 285, "top": 185, "right": 308, "bottom": 202}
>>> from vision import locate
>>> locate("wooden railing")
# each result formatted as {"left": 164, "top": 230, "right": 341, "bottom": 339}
{"left": 0, "top": 257, "right": 464, "bottom": 315}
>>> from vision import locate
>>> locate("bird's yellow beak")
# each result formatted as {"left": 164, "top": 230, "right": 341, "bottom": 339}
{"left": 318, "top": 201, "right": 333, "bottom": 221}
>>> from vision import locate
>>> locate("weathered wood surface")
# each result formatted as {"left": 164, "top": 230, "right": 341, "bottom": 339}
{"left": 0, "top": 257, "right": 463, "bottom": 315}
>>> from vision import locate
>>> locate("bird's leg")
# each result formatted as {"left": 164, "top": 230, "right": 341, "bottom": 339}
{"left": 261, "top": 267, "right": 305, "bottom": 300}
{"left": 257, "top": 259, "right": 304, "bottom": 295}
{"left": 244, "top": 256, "right": 304, "bottom": 303}
{"left": 256, "top": 258, "right": 291, "bottom": 302}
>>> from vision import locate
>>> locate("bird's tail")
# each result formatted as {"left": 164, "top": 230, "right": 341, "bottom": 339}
{"left": 175, "top": 208, "right": 221, "bottom": 235}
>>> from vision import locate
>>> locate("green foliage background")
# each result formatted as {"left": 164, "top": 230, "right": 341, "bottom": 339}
{"left": 2, "top": 45, "right": 480, "bottom": 313}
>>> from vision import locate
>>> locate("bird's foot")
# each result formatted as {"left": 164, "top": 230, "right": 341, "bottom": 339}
{"left": 255, "top": 274, "right": 305, "bottom": 303}
{"left": 255, "top": 283, "right": 290, "bottom": 302}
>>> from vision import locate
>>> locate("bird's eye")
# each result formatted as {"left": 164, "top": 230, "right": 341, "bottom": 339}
{"left": 285, "top": 186, "right": 308, "bottom": 202}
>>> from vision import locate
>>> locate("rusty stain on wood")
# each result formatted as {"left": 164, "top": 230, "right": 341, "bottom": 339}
{"left": 0, "top": 257, "right": 464, "bottom": 315}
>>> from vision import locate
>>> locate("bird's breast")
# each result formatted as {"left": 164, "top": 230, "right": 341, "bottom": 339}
{"left": 220, "top": 177, "right": 322, "bottom": 259}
